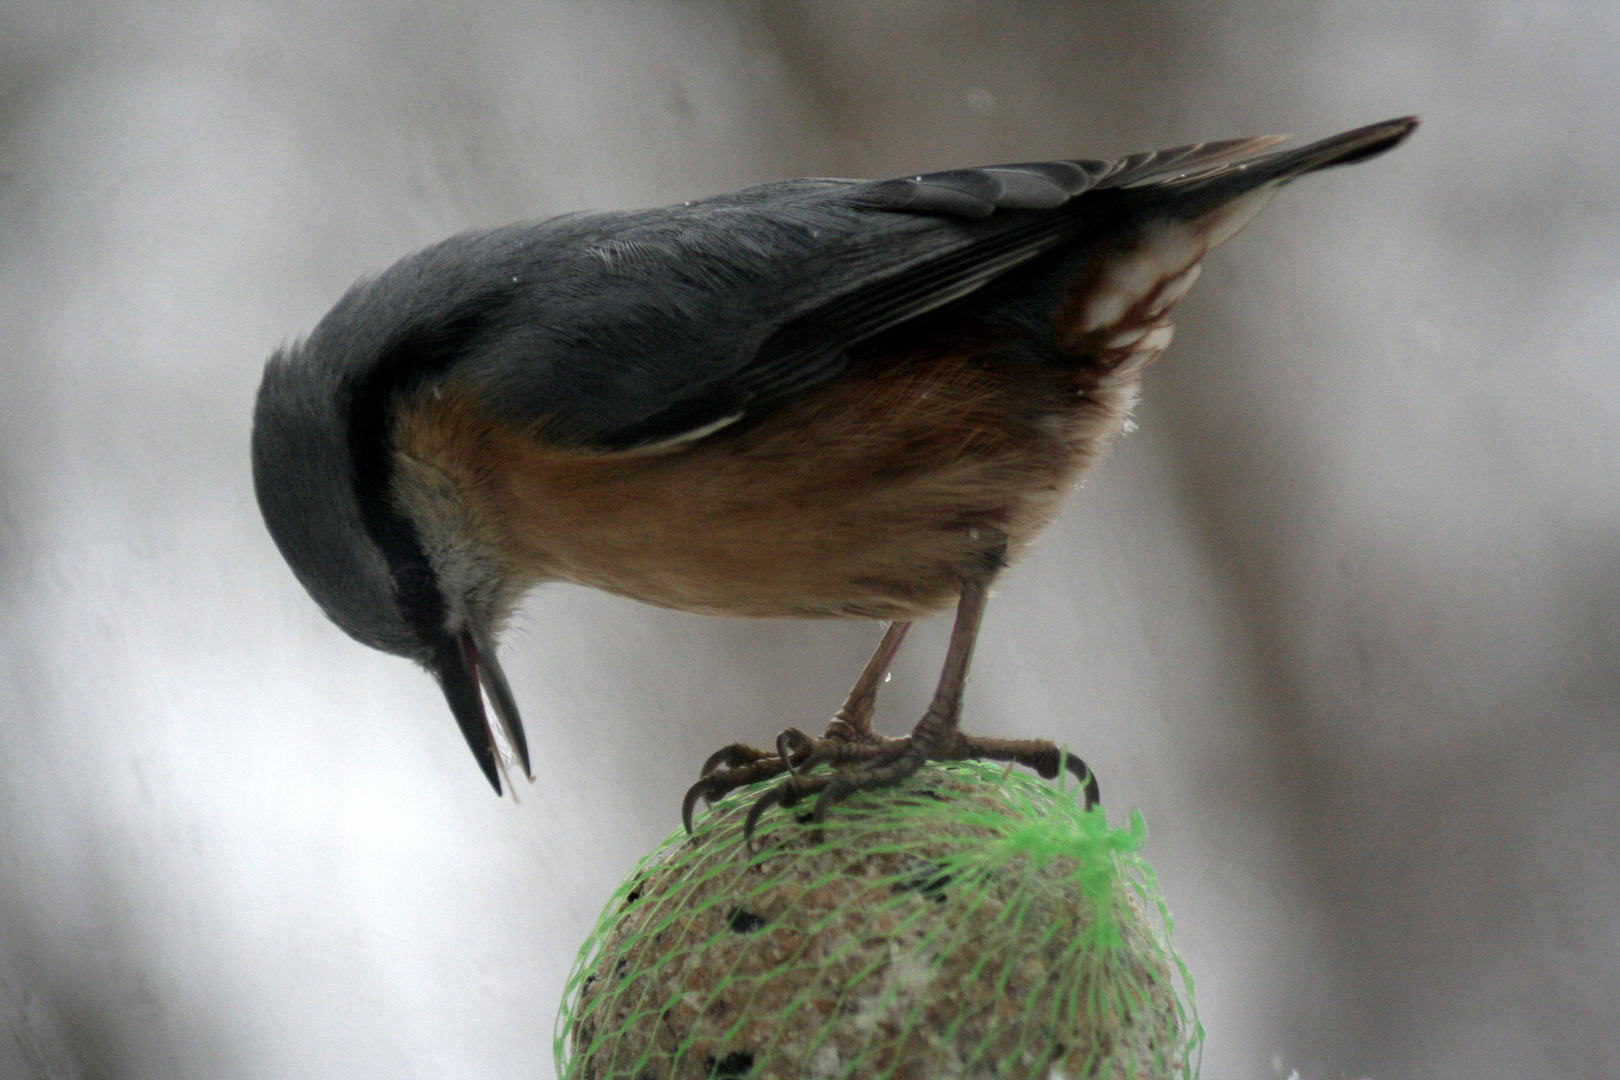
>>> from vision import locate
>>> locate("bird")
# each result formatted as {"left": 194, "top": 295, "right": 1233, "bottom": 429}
{"left": 252, "top": 116, "right": 1416, "bottom": 829}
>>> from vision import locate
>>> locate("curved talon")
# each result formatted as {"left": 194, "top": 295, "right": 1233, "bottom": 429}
{"left": 698, "top": 748, "right": 731, "bottom": 777}
{"left": 700, "top": 744, "right": 755, "bottom": 778}
{"left": 681, "top": 779, "right": 708, "bottom": 834}
{"left": 810, "top": 773, "right": 855, "bottom": 823}
{"left": 1061, "top": 753, "right": 1102, "bottom": 810}
{"left": 743, "top": 783, "right": 792, "bottom": 844}
{"left": 1030, "top": 746, "right": 1102, "bottom": 810}
{"left": 774, "top": 727, "right": 815, "bottom": 776}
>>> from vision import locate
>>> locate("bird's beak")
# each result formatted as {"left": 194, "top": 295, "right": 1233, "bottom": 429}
{"left": 472, "top": 625, "right": 532, "bottom": 782}
{"left": 436, "top": 627, "right": 533, "bottom": 795}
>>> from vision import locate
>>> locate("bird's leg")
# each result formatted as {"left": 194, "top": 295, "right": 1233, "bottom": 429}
{"left": 740, "top": 566, "right": 993, "bottom": 834}
{"left": 821, "top": 620, "right": 910, "bottom": 743}
{"left": 681, "top": 621, "right": 911, "bottom": 832}
{"left": 741, "top": 534, "right": 1099, "bottom": 840}
{"left": 771, "top": 620, "right": 912, "bottom": 780}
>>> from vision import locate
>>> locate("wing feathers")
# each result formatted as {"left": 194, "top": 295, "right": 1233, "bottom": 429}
{"left": 478, "top": 120, "right": 1415, "bottom": 451}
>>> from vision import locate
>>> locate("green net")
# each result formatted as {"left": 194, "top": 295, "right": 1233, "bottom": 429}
{"left": 555, "top": 760, "right": 1200, "bottom": 1079}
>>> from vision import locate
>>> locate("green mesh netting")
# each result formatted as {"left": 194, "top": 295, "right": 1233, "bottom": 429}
{"left": 555, "top": 760, "right": 1200, "bottom": 1080}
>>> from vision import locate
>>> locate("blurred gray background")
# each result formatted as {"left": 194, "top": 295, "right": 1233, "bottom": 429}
{"left": 1, "top": 2, "right": 1616, "bottom": 1078}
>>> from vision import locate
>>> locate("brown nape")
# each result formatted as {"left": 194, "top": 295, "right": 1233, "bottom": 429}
{"left": 392, "top": 312, "right": 1161, "bottom": 623}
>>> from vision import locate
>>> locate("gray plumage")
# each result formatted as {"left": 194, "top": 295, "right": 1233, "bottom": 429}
{"left": 251, "top": 117, "right": 1417, "bottom": 792}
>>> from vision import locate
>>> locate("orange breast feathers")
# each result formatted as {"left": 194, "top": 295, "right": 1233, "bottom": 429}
{"left": 389, "top": 321, "right": 1154, "bottom": 621}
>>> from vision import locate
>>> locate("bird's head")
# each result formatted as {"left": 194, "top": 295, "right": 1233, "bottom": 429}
{"left": 250, "top": 289, "right": 530, "bottom": 794}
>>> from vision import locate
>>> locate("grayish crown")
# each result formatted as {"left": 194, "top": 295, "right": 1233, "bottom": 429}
{"left": 252, "top": 333, "right": 421, "bottom": 661}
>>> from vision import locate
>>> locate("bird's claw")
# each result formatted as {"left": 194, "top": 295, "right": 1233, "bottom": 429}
{"left": 683, "top": 724, "right": 894, "bottom": 835}
{"left": 734, "top": 735, "right": 1101, "bottom": 844}
{"left": 998, "top": 741, "right": 1101, "bottom": 810}
{"left": 1061, "top": 752, "right": 1101, "bottom": 810}
{"left": 774, "top": 727, "right": 816, "bottom": 776}
{"left": 682, "top": 752, "right": 788, "bottom": 834}
{"left": 682, "top": 727, "right": 825, "bottom": 834}
{"left": 699, "top": 742, "right": 775, "bottom": 778}
{"left": 685, "top": 720, "right": 1101, "bottom": 843}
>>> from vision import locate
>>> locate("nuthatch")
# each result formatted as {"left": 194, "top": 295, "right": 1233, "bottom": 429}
{"left": 252, "top": 117, "right": 1415, "bottom": 822}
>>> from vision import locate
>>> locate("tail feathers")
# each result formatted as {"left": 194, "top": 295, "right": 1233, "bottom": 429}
{"left": 1057, "top": 117, "right": 1416, "bottom": 348}
{"left": 1273, "top": 115, "right": 1421, "bottom": 175}
{"left": 858, "top": 117, "right": 1417, "bottom": 222}
{"left": 1120, "top": 116, "right": 1419, "bottom": 206}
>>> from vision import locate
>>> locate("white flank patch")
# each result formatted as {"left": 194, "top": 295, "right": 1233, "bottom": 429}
{"left": 1106, "top": 325, "right": 1149, "bottom": 349}
{"left": 1202, "top": 184, "right": 1276, "bottom": 248}
{"left": 1148, "top": 263, "right": 1202, "bottom": 315}
{"left": 1081, "top": 290, "right": 1131, "bottom": 334}
{"left": 1138, "top": 324, "right": 1176, "bottom": 354}
{"left": 1080, "top": 220, "right": 1203, "bottom": 333}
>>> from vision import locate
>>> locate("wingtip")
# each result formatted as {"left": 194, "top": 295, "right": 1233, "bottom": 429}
{"left": 1370, "top": 114, "right": 1421, "bottom": 145}
{"left": 1325, "top": 114, "right": 1420, "bottom": 162}
{"left": 1241, "top": 115, "right": 1419, "bottom": 185}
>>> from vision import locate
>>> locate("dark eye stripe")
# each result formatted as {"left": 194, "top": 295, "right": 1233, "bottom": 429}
{"left": 343, "top": 300, "right": 503, "bottom": 647}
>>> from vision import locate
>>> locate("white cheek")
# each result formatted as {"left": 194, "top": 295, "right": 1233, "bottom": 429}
{"left": 393, "top": 455, "right": 507, "bottom": 631}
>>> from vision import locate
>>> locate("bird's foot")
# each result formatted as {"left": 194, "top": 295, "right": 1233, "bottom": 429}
{"left": 681, "top": 723, "right": 900, "bottom": 834}
{"left": 738, "top": 725, "right": 1099, "bottom": 843}
{"left": 684, "top": 622, "right": 914, "bottom": 833}
{"left": 682, "top": 705, "right": 1101, "bottom": 841}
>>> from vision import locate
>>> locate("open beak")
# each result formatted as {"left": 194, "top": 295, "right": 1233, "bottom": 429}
{"left": 436, "top": 627, "right": 533, "bottom": 795}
